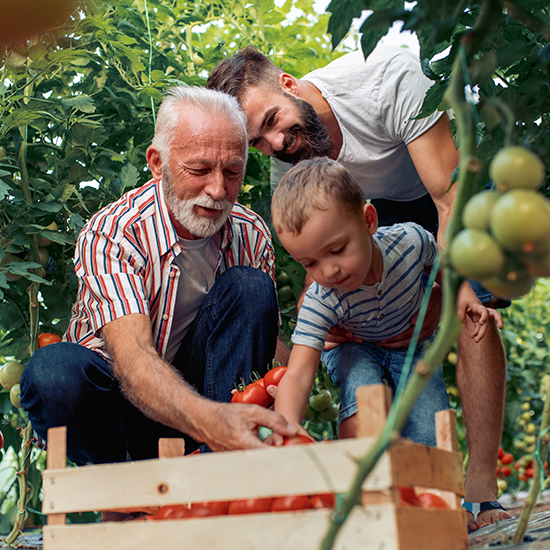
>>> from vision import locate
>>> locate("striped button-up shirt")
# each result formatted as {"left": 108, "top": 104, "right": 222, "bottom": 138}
{"left": 64, "top": 179, "right": 276, "bottom": 362}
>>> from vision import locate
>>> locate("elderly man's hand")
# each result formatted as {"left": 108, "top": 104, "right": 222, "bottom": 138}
{"left": 376, "top": 282, "right": 442, "bottom": 349}
{"left": 196, "top": 400, "right": 299, "bottom": 452}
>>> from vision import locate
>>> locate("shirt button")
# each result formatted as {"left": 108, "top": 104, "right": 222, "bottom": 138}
{"left": 162, "top": 314, "right": 169, "bottom": 321}
{"left": 169, "top": 271, "right": 175, "bottom": 278}
{"left": 380, "top": 313, "right": 384, "bottom": 319}
{"left": 377, "top": 290, "right": 382, "bottom": 296}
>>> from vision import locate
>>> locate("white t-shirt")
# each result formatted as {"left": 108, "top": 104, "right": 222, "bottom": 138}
{"left": 164, "top": 233, "right": 221, "bottom": 364}
{"left": 271, "top": 44, "right": 444, "bottom": 201}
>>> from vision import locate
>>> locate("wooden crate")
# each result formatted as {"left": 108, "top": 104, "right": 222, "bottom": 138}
{"left": 41, "top": 385, "right": 469, "bottom": 550}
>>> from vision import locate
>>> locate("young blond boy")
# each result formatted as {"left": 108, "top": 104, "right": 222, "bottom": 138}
{"left": 271, "top": 157, "right": 502, "bottom": 444}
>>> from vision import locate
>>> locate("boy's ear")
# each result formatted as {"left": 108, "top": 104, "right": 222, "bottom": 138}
{"left": 279, "top": 73, "right": 299, "bottom": 97}
{"left": 362, "top": 203, "right": 378, "bottom": 235}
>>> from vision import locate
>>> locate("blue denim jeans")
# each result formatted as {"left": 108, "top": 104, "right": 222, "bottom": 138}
{"left": 321, "top": 338, "right": 449, "bottom": 447}
{"left": 20, "top": 266, "right": 278, "bottom": 465}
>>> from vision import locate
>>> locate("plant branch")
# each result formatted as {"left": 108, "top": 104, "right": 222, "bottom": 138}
{"left": 511, "top": 383, "right": 550, "bottom": 543}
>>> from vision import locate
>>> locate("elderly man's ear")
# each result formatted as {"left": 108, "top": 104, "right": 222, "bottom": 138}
{"left": 147, "top": 146, "right": 163, "bottom": 180}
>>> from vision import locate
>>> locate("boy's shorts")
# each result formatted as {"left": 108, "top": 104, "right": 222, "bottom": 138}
{"left": 321, "top": 338, "right": 449, "bottom": 447}
{"left": 372, "top": 194, "right": 511, "bottom": 309}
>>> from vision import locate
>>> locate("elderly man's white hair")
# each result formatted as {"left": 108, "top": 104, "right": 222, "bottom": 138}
{"left": 152, "top": 86, "right": 248, "bottom": 164}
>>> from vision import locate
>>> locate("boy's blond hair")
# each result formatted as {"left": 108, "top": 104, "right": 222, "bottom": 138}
{"left": 271, "top": 157, "right": 366, "bottom": 235}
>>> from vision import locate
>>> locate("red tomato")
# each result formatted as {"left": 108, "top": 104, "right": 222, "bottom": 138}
{"left": 500, "top": 466, "right": 512, "bottom": 477}
{"left": 310, "top": 493, "right": 336, "bottom": 509}
{"left": 190, "top": 501, "right": 229, "bottom": 516}
{"left": 519, "top": 473, "right": 528, "bottom": 482}
{"left": 525, "top": 467, "right": 535, "bottom": 478}
{"left": 37, "top": 333, "right": 61, "bottom": 348}
{"left": 227, "top": 497, "right": 274, "bottom": 515}
{"left": 417, "top": 492, "right": 449, "bottom": 510}
{"left": 399, "top": 487, "right": 420, "bottom": 507}
{"left": 271, "top": 494, "right": 312, "bottom": 512}
{"left": 500, "top": 452, "right": 514, "bottom": 465}
{"left": 283, "top": 434, "right": 315, "bottom": 446}
{"left": 231, "top": 383, "right": 270, "bottom": 407}
{"left": 185, "top": 506, "right": 219, "bottom": 519}
{"left": 264, "top": 366, "right": 287, "bottom": 389}
{"left": 152, "top": 504, "right": 189, "bottom": 520}
{"left": 498, "top": 447, "right": 504, "bottom": 460}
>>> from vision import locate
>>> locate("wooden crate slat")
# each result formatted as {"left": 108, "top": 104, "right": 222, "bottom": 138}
{"left": 43, "top": 504, "right": 468, "bottom": 550}
{"left": 43, "top": 506, "right": 401, "bottom": 550}
{"left": 396, "top": 507, "right": 469, "bottom": 549}
{"left": 390, "top": 442, "right": 465, "bottom": 495}
{"left": 43, "top": 437, "right": 398, "bottom": 514}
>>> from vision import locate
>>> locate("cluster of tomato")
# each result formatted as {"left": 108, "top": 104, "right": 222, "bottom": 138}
{"left": 449, "top": 146, "right": 549, "bottom": 299}
{"left": 0, "top": 332, "right": 61, "bottom": 409}
{"left": 497, "top": 446, "right": 514, "bottom": 480}
{"left": 399, "top": 487, "right": 449, "bottom": 509}
{"left": 149, "top": 492, "right": 336, "bottom": 521}
{"left": 304, "top": 389, "right": 339, "bottom": 424}
{"left": 230, "top": 366, "right": 287, "bottom": 407}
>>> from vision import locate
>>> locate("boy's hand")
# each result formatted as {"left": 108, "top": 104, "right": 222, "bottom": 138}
{"left": 457, "top": 282, "right": 503, "bottom": 343}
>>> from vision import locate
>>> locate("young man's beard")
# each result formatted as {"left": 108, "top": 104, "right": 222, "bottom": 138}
{"left": 162, "top": 166, "right": 233, "bottom": 239}
{"left": 273, "top": 94, "right": 334, "bottom": 164}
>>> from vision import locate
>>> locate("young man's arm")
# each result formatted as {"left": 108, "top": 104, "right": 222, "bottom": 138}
{"left": 273, "top": 344, "right": 322, "bottom": 439}
{"left": 102, "top": 313, "right": 297, "bottom": 451}
{"left": 406, "top": 113, "right": 460, "bottom": 247}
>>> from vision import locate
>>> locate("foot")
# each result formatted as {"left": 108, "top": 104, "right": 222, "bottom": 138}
{"left": 463, "top": 500, "right": 510, "bottom": 532}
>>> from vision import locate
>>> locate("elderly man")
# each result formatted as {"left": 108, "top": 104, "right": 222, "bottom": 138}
{"left": 207, "top": 46, "right": 509, "bottom": 530}
{"left": 21, "top": 86, "right": 297, "bottom": 467}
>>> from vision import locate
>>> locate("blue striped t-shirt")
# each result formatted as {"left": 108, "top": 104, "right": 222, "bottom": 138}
{"left": 292, "top": 223, "right": 438, "bottom": 350}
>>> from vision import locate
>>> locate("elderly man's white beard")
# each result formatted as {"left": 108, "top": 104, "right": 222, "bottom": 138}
{"left": 162, "top": 166, "right": 234, "bottom": 238}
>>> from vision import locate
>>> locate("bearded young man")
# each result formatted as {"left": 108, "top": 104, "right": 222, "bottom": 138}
{"left": 21, "top": 86, "right": 297, "bottom": 472}
{"left": 207, "top": 46, "right": 510, "bottom": 531}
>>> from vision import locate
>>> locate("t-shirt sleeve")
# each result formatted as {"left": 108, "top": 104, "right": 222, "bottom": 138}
{"left": 377, "top": 50, "right": 444, "bottom": 146}
{"left": 407, "top": 223, "right": 439, "bottom": 267}
{"left": 291, "top": 285, "right": 342, "bottom": 350}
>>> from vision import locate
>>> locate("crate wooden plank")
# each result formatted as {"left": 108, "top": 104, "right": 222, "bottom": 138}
{"left": 390, "top": 442, "right": 465, "bottom": 496}
{"left": 45, "top": 427, "right": 67, "bottom": 526}
{"left": 43, "top": 504, "right": 468, "bottom": 550}
{"left": 396, "top": 507, "right": 469, "bottom": 549}
{"left": 43, "top": 437, "right": 396, "bottom": 514}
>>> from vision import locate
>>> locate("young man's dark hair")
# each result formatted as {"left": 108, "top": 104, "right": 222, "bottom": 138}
{"left": 206, "top": 47, "right": 282, "bottom": 102}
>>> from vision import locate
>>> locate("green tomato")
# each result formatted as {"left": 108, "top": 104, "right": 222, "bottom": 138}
{"left": 318, "top": 403, "right": 339, "bottom": 422}
{"left": 0, "top": 361, "right": 24, "bottom": 390}
{"left": 10, "top": 384, "right": 21, "bottom": 408}
{"left": 490, "top": 190, "right": 550, "bottom": 252}
{"left": 482, "top": 271, "right": 536, "bottom": 300}
{"left": 449, "top": 229, "right": 505, "bottom": 280}
{"left": 277, "top": 285, "right": 293, "bottom": 302}
{"left": 462, "top": 190, "right": 500, "bottom": 231}
{"left": 303, "top": 403, "right": 316, "bottom": 422}
{"left": 309, "top": 389, "right": 332, "bottom": 411}
{"left": 276, "top": 271, "right": 291, "bottom": 286}
{"left": 489, "top": 146, "right": 545, "bottom": 192}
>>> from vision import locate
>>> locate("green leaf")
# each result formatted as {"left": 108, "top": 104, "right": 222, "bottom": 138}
{"left": 62, "top": 96, "right": 97, "bottom": 114}
{"left": 0, "top": 179, "right": 10, "bottom": 200}
{"left": 327, "top": 0, "right": 366, "bottom": 50}
{"left": 30, "top": 202, "right": 63, "bottom": 213}
{"left": 119, "top": 164, "right": 140, "bottom": 193}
